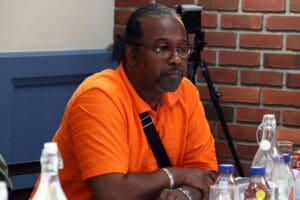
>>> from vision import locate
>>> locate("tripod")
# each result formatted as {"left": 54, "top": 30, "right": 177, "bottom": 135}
{"left": 187, "top": 29, "right": 244, "bottom": 177}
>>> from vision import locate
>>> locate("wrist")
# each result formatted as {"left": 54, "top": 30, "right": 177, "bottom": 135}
{"left": 161, "top": 168, "right": 175, "bottom": 189}
{"left": 176, "top": 187, "right": 195, "bottom": 200}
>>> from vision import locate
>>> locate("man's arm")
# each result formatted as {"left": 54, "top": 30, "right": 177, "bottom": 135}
{"left": 86, "top": 167, "right": 216, "bottom": 200}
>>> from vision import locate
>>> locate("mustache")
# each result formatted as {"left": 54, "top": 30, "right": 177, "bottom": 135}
{"left": 160, "top": 66, "right": 184, "bottom": 77}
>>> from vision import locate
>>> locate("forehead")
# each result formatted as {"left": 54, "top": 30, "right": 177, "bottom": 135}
{"left": 139, "top": 14, "right": 187, "bottom": 43}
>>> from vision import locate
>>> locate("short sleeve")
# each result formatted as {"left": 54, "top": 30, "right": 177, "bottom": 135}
{"left": 68, "top": 88, "right": 129, "bottom": 180}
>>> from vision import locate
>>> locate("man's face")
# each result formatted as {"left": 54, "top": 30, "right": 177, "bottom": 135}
{"left": 133, "top": 14, "right": 189, "bottom": 93}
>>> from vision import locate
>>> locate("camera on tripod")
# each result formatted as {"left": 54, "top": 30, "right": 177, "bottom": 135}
{"left": 176, "top": 4, "right": 202, "bottom": 34}
{"left": 176, "top": 4, "right": 205, "bottom": 53}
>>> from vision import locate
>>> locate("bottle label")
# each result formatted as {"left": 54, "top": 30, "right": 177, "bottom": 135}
{"left": 288, "top": 186, "right": 294, "bottom": 200}
{"left": 219, "top": 180, "right": 229, "bottom": 187}
{"left": 256, "top": 189, "right": 266, "bottom": 200}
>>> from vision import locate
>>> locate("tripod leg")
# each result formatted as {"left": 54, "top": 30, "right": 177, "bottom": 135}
{"left": 198, "top": 61, "right": 244, "bottom": 177}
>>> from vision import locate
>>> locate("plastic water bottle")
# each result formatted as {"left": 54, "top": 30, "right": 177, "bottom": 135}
{"left": 211, "top": 164, "right": 238, "bottom": 200}
{"left": 0, "top": 181, "right": 8, "bottom": 200}
{"left": 215, "top": 164, "right": 236, "bottom": 187}
{"left": 245, "top": 166, "right": 271, "bottom": 200}
{"left": 31, "top": 142, "right": 67, "bottom": 200}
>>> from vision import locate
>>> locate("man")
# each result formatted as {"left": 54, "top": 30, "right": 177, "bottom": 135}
{"left": 34, "top": 3, "right": 218, "bottom": 200}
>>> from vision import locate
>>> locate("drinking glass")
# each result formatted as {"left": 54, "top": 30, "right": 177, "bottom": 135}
{"left": 276, "top": 141, "right": 294, "bottom": 155}
{"left": 277, "top": 141, "right": 294, "bottom": 167}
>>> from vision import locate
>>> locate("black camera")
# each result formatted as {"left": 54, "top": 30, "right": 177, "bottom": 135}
{"left": 176, "top": 4, "right": 202, "bottom": 34}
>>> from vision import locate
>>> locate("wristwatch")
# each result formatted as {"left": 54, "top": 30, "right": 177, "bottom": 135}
{"left": 176, "top": 187, "right": 195, "bottom": 200}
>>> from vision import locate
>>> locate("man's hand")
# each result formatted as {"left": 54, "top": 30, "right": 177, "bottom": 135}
{"left": 155, "top": 188, "right": 189, "bottom": 200}
{"left": 173, "top": 168, "right": 217, "bottom": 199}
{"left": 155, "top": 168, "right": 217, "bottom": 200}
{"left": 155, "top": 185, "right": 204, "bottom": 200}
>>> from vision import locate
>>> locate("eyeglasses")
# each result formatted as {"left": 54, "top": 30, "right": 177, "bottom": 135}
{"left": 135, "top": 43, "right": 193, "bottom": 59}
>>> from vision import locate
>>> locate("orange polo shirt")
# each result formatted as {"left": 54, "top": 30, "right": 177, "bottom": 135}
{"left": 46, "top": 63, "right": 217, "bottom": 199}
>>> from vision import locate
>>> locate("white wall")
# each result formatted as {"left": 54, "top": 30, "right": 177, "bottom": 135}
{"left": 0, "top": 0, "right": 114, "bottom": 52}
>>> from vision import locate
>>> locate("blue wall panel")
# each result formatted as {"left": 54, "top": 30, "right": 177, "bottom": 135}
{"left": 0, "top": 50, "right": 116, "bottom": 165}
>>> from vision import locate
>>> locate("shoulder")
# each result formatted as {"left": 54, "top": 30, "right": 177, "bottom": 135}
{"left": 76, "top": 69, "right": 125, "bottom": 97}
{"left": 177, "top": 77, "right": 200, "bottom": 99}
{"left": 81, "top": 69, "right": 122, "bottom": 91}
{"left": 66, "top": 69, "right": 128, "bottom": 110}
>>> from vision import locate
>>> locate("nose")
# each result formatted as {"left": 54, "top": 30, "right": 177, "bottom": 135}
{"left": 168, "top": 48, "right": 182, "bottom": 64}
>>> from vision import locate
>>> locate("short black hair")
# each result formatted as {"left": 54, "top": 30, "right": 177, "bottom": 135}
{"left": 112, "top": 4, "right": 176, "bottom": 64}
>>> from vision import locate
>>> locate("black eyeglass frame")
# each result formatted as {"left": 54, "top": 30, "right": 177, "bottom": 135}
{"left": 132, "top": 42, "right": 194, "bottom": 59}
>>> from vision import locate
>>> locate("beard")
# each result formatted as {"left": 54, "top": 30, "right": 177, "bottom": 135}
{"left": 155, "top": 68, "right": 184, "bottom": 92}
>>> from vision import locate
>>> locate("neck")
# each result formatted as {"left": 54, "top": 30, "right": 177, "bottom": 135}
{"left": 134, "top": 86, "right": 161, "bottom": 110}
{"left": 124, "top": 64, "right": 163, "bottom": 110}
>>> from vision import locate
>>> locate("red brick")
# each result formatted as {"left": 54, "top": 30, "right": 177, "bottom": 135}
{"left": 267, "top": 15, "right": 300, "bottom": 31}
{"left": 236, "top": 106, "right": 280, "bottom": 123}
{"left": 156, "top": 0, "right": 195, "bottom": 7}
{"left": 286, "top": 34, "right": 300, "bottom": 50}
{"left": 283, "top": 109, "right": 300, "bottom": 126}
{"left": 287, "top": 73, "right": 300, "bottom": 88}
{"left": 202, "top": 12, "right": 218, "bottom": 28}
{"left": 215, "top": 141, "right": 232, "bottom": 157}
{"left": 219, "top": 50, "right": 260, "bottom": 67}
{"left": 240, "top": 33, "right": 282, "bottom": 49}
{"left": 218, "top": 123, "right": 258, "bottom": 142}
{"left": 264, "top": 53, "right": 300, "bottom": 69}
{"left": 115, "top": 9, "right": 132, "bottom": 25}
{"left": 241, "top": 70, "right": 283, "bottom": 86}
{"left": 197, "top": 85, "right": 210, "bottom": 100}
{"left": 263, "top": 88, "right": 300, "bottom": 107}
{"left": 203, "top": 103, "right": 234, "bottom": 121}
{"left": 200, "top": 0, "right": 238, "bottom": 11}
{"left": 218, "top": 86, "right": 260, "bottom": 103}
{"left": 205, "top": 32, "right": 237, "bottom": 47}
{"left": 277, "top": 127, "right": 300, "bottom": 145}
{"left": 236, "top": 144, "right": 258, "bottom": 159}
{"left": 242, "top": 0, "right": 285, "bottom": 12}
{"left": 116, "top": 0, "right": 150, "bottom": 6}
{"left": 198, "top": 85, "right": 260, "bottom": 104}
{"left": 290, "top": 0, "right": 300, "bottom": 13}
{"left": 217, "top": 158, "right": 235, "bottom": 167}
{"left": 114, "top": 27, "right": 125, "bottom": 36}
{"left": 198, "top": 67, "right": 237, "bottom": 84}
{"left": 221, "top": 14, "right": 262, "bottom": 30}
{"left": 201, "top": 49, "right": 216, "bottom": 64}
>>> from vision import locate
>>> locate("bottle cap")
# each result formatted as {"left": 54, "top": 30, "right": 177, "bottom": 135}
{"left": 218, "top": 164, "right": 234, "bottom": 173}
{"left": 249, "top": 166, "right": 265, "bottom": 175}
{"left": 283, "top": 153, "right": 291, "bottom": 163}
{"left": 0, "top": 181, "right": 7, "bottom": 188}
{"left": 43, "top": 142, "right": 58, "bottom": 154}
{"left": 262, "top": 114, "right": 275, "bottom": 120}
{"left": 0, "top": 181, "right": 8, "bottom": 198}
{"left": 262, "top": 114, "right": 276, "bottom": 127}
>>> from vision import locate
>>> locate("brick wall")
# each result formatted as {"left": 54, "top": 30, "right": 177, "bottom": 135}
{"left": 115, "top": 0, "right": 300, "bottom": 174}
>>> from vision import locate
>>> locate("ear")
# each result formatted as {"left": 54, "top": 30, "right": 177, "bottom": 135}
{"left": 125, "top": 43, "right": 138, "bottom": 67}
